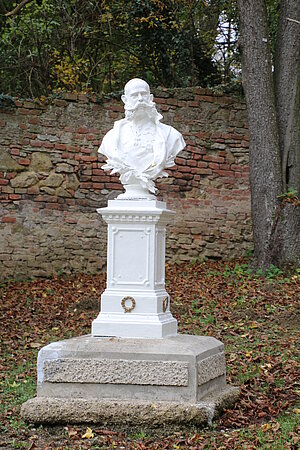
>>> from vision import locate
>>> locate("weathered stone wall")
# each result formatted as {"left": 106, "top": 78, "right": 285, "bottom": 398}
{"left": 0, "top": 88, "right": 251, "bottom": 279}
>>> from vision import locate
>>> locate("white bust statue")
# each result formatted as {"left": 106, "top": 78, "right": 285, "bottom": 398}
{"left": 99, "top": 78, "right": 186, "bottom": 199}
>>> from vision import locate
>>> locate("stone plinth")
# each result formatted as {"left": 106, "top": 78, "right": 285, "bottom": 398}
{"left": 92, "top": 199, "right": 177, "bottom": 338}
{"left": 21, "top": 334, "right": 239, "bottom": 426}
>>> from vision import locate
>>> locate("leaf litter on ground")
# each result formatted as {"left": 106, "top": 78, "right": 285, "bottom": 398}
{"left": 0, "top": 259, "right": 299, "bottom": 449}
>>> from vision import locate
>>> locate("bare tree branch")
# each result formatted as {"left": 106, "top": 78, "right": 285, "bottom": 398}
{"left": 287, "top": 17, "right": 300, "bottom": 25}
{"left": 5, "top": 0, "right": 34, "bottom": 17}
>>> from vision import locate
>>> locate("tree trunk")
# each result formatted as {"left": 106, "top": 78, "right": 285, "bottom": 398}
{"left": 237, "top": 0, "right": 300, "bottom": 270}
{"left": 273, "top": 1, "right": 300, "bottom": 268}
{"left": 274, "top": 0, "right": 300, "bottom": 194}
{"left": 237, "top": 0, "right": 283, "bottom": 269}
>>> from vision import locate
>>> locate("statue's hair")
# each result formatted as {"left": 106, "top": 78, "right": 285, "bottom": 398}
{"left": 124, "top": 78, "right": 150, "bottom": 95}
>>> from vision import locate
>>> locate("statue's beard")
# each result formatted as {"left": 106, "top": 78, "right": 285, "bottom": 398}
{"left": 124, "top": 101, "right": 162, "bottom": 122}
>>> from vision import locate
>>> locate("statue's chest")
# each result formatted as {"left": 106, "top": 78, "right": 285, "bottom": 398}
{"left": 119, "top": 124, "right": 156, "bottom": 172}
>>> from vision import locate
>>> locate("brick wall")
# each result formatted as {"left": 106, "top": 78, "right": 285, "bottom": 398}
{"left": 0, "top": 87, "right": 251, "bottom": 280}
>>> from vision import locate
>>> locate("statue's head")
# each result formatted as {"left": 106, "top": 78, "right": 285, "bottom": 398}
{"left": 122, "top": 78, "right": 153, "bottom": 109}
{"left": 121, "top": 78, "right": 161, "bottom": 122}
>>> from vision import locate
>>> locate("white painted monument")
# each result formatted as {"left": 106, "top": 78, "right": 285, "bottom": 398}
{"left": 21, "top": 79, "right": 238, "bottom": 427}
{"left": 100, "top": 77, "right": 185, "bottom": 199}
{"left": 92, "top": 78, "right": 185, "bottom": 338}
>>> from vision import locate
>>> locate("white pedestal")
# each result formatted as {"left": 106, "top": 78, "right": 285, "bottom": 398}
{"left": 92, "top": 199, "right": 178, "bottom": 338}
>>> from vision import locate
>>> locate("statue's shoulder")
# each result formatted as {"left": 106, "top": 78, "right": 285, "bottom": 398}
{"left": 157, "top": 121, "right": 185, "bottom": 157}
{"left": 102, "top": 119, "right": 127, "bottom": 143}
{"left": 105, "top": 118, "right": 126, "bottom": 135}
{"left": 113, "top": 118, "right": 127, "bottom": 128}
{"left": 158, "top": 122, "right": 182, "bottom": 140}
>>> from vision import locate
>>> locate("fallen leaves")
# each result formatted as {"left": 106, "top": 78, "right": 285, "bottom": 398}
{"left": 0, "top": 258, "right": 299, "bottom": 449}
{"left": 81, "top": 427, "right": 94, "bottom": 439}
{"left": 261, "top": 422, "right": 272, "bottom": 432}
{"left": 29, "top": 342, "right": 42, "bottom": 349}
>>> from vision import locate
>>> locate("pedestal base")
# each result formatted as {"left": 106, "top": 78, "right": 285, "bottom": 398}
{"left": 117, "top": 183, "right": 156, "bottom": 200}
{"left": 92, "top": 311, "right": 177, "bottom": 338}
{"left": 21, "top": 334, "right": 239, "bottom": 426}
{"left": 21, "top": 387, "right": 239, "bottom": 427}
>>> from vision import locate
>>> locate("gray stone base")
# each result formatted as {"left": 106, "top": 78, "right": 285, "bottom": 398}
{"left": 21, "top": 386, "right": 239, "bottom": 426}
{"left": 21, "top": 334, "right": 239, "bottom": 426}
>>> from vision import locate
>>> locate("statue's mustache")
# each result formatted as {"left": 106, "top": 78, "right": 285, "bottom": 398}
{"left": 125, "top": 101, "right": 155, "bottom": 112}
{"left": 124, "top": 100, "right": 161, "bottom": 122}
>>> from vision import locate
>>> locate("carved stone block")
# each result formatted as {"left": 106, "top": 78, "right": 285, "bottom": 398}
{"left": 21, "top": 334, "right": 238, "bottom": 426}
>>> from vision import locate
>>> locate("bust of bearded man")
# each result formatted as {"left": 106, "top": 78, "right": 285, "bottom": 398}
{"left": 99, "top": 78, "right": 186, "bottom": 199}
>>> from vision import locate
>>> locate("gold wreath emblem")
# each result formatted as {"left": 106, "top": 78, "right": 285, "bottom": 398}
{"left": 121, "top": 296, "right": 136, "bottom": 313}
{"left": 162, "top": 296, "right": 169, "bottom": 313}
